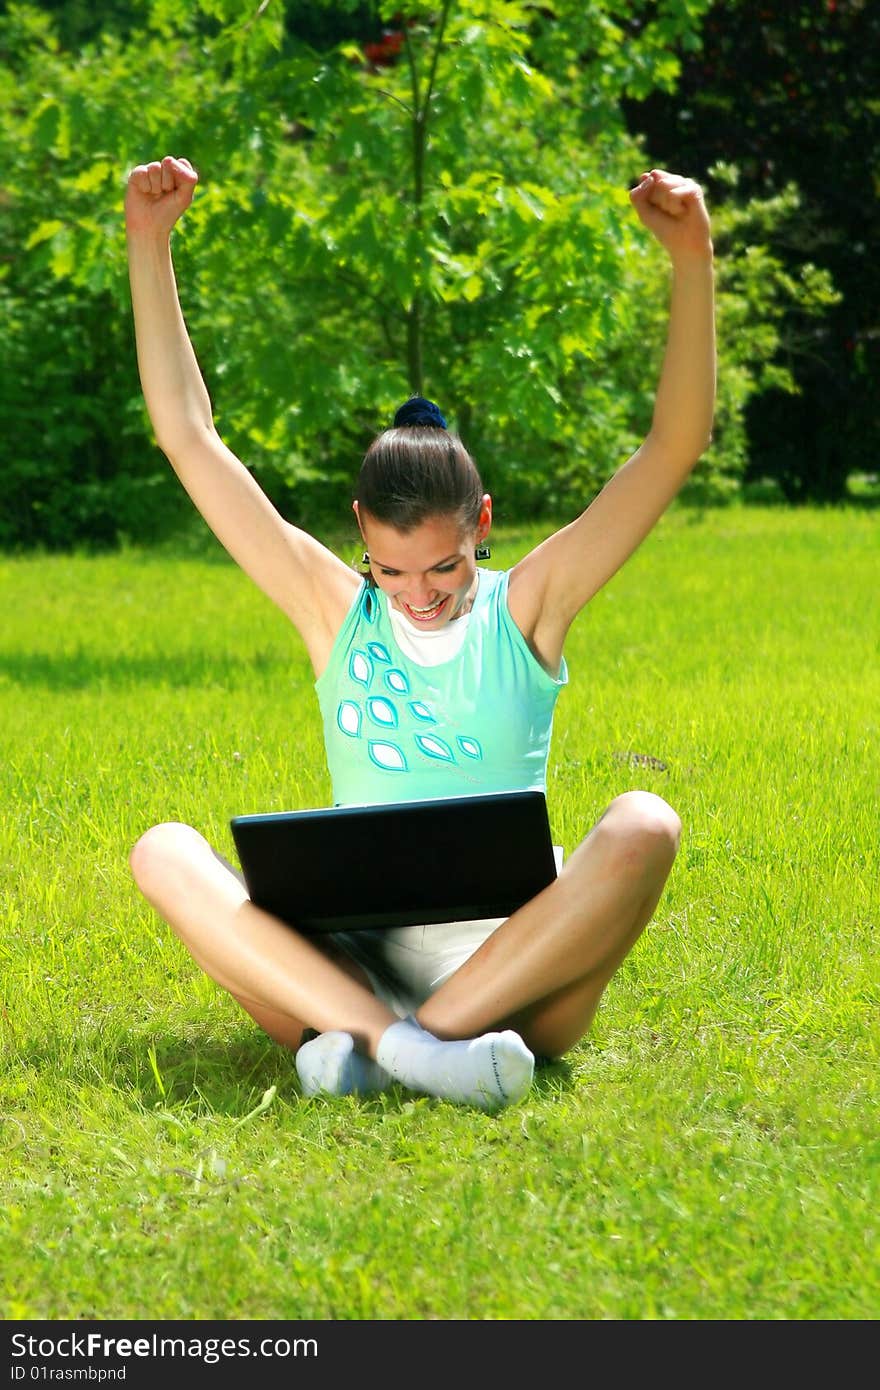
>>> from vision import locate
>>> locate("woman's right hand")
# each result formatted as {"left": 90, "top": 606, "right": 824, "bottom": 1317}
{"left": 125, "top": 155, "right": 199, "bottom": 238}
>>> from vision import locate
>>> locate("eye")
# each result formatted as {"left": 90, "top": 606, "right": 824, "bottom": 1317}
{"left": 379, "top": 567, "right": 401, "bottom": 577}
{"left": 433, "top": 561, "right": 460, "bottom": 574}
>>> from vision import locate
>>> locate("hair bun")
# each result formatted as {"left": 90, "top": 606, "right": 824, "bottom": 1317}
{"left": 393, "top": 395, "right": 447, "bottom": 430}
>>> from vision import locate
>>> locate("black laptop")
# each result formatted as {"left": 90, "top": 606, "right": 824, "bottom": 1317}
{"left": 230, "top": 789, "right": 558, "bottom": 934}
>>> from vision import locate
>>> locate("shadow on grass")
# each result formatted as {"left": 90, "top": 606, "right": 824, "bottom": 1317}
{"left": 0, "top": 649, "right": 294, "bottom": 691}
{"left": 531, "top": 1053, "right": 576, "bottom": 1094}
{"left": 17, "top": 1025, "right": 576, "bottom": 1113}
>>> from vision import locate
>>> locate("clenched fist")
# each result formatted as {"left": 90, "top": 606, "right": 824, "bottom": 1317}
{"left": 629, "top": 169, "right": 712, "bottom": 261}
{"left": 125, "top": 155, "right": 199, "bottom": 238}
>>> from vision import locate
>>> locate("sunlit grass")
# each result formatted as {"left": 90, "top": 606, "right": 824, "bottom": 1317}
{"left": 0, "top": 504, "right": 876, "bottom": 1320}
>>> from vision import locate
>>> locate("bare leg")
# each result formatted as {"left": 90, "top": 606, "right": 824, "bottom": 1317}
{"left": 416, "top": 791, "right": 682, "bottom": 1058}
{"left": 129, "top": 821, "right": 397, "bottom": 1053}
{"left": 130, "top": 821, "right": 537, "bottom": 1110}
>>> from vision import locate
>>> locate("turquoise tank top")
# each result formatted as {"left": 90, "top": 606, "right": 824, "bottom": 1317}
{"left": 315, "top": 569, "right": 568, "bottom": 806}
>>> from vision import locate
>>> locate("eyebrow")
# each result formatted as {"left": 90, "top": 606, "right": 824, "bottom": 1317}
{"left": 372, "top": 552, "right": 463, "bottom": 570}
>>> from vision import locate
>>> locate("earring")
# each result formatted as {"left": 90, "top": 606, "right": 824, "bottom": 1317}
{"left": 362, "top": 551, "right": 370, "bottom": 564}
{"left": 475, "top": 544, "right": 491, "bottom": 560}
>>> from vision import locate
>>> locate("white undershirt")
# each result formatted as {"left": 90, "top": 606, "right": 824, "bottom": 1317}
{"left": 387, "top": 603, "right": 471, "bottom": 666}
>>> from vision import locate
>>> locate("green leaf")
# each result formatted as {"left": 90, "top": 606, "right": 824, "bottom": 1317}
{"left": 49, "top": 228, "right": 75, "bottom": 280}
{"left": 71, "top": 161, "right": 113, "bottom": 193}
{"left": 25, "top": 220, "right": 65, "bottom": 251}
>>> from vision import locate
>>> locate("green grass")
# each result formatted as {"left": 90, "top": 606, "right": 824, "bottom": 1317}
{"left": 0, "top": 505, "right": 876, "bottom": 1321}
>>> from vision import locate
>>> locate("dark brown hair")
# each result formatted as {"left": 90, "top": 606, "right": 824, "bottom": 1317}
{"left": 356, "top": 400, "right": 484, "bottom": 532}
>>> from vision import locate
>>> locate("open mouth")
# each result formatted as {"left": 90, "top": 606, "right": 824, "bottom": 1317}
{"left": 401, "top": 596, "right": 449, "bottom": 622}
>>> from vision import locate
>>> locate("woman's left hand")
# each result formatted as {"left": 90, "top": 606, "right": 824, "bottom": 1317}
{"left": 629, "top": 169, "right": 712, "bottom": 261}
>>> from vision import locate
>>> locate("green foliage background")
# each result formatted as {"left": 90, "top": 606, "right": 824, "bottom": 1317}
{"left": 623, "top": 0, "right": 879, "bottom": 503}
{"left": 0, "top": 1, "right": 838, "bottom": 546}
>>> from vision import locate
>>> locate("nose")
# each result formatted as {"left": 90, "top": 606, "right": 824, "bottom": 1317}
{"left": 406, "top": 576, "right": 435, "bottom": 604}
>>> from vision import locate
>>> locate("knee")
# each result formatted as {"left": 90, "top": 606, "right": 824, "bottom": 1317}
{"left": 128, "top": 821, "right": 201, "bottom": 897}
{"left": 599, "top": 791, "right": 682, "bottom": 867}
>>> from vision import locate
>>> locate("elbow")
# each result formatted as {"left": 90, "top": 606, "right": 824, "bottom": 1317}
{"left": 680, "top": 437, "right": 712, "bottom": 478}
{"left": 681, "top": 417, "right": 715, "bottom": 469}
{"left": 648, "top": 425, "right": 714, "bottom": 474}
{"left": 151, "top": 425, "right": 185, "bottom": 466}
{"left": 694, "top": 426, "right": 714, "bottom": 461}
{"left": 153, "top": 417, "right": 215, "bottom": 466}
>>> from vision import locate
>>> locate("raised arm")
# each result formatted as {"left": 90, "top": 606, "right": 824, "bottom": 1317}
{"left": 125, "top": 156, "right": 357, "bottom": 670}
{"left": 509, "top": 169, "right": 716, "bottom": 672}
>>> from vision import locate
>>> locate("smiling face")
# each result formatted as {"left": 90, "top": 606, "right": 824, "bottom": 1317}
{"left": 354, "top": 499, "right": 492, "bottom": 629}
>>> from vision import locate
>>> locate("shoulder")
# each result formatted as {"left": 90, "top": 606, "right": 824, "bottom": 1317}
{"left": 504, "top": 551, "right": 569, "bottom": 677}
{"left": 478, "top": 566, "right": 509, "bottom": 600}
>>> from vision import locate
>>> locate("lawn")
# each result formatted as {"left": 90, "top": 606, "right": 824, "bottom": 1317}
{"left": 0, "top": 503, "right": 876, "bottom": 1322}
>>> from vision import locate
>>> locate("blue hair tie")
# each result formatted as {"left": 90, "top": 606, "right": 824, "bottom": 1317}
{"left": 393, "top": 395, "right": 447, "bottom": 430}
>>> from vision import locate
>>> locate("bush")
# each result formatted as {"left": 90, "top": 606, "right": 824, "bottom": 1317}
{"left": 0, "top": 0, "right": 838, "bottom": 544}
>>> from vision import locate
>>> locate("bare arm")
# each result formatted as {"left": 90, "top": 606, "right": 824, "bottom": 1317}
{"left": 509, "top": 169, "right": 716, "bottom": 671}
{"left": 125, "top": 157, "right": 357, "bottom": 669}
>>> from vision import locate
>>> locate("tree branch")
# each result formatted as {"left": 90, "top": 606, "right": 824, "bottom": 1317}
{"left": 374, "top": 87, "right": 414, "bottom": 118}
{"left": 420, "top": 0, "right": 454, "bottom": 133}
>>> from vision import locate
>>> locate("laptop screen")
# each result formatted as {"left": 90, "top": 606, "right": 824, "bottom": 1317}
{"left": 230, "top": 790, "right": 558, "bottom": 933}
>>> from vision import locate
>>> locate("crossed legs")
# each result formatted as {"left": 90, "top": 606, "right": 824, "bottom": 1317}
{"left": 129, "top": 790, "right": 680, "bottom": 1100}
{"left": 128, "top": 824, "right": 394, "bottom": 1054}
{"left": 420, "top": 790, "right": 682, "bottom": 1057}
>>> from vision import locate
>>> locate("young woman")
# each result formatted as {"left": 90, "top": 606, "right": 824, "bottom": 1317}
{"left": 125, "top": 155, "right": 715, "bottom": 1111}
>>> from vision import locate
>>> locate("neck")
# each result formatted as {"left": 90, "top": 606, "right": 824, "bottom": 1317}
{"left": 453, "top": 576, "right": 479, "bottom": 620}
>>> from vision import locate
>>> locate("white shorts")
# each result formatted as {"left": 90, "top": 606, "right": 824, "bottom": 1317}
{"left": 328, "top": 915, "right": 506, "bottom": 1020}
{"left": 329, "top": 846, "right": 565, "bottom": 1019}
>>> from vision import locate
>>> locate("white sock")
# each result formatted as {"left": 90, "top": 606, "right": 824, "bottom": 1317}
{"left": 376, "top": 1016, "right": 534, "bottom": 1112}
{"left": 295, "top": 1031, "right": 391, "bottom": 1098}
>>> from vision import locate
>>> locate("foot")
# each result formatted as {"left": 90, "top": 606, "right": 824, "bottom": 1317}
{"left": 376, "top": 1016, "right": 534, "bottom": 1112}
{"left": 295, "top": 1030, "right": 391, "bottom": 1098}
